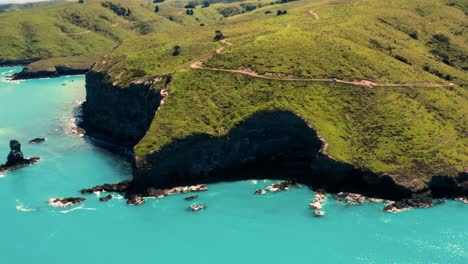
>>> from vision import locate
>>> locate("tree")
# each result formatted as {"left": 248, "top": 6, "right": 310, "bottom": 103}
{"left": 172, "top": 45, "right": 181, "bottom": 56}
{"left": 154, "top": 5, "right": 159, "bottom": 13}
{"left": 214, "top": 30, "right": 225, "bottom": 41}
{"left": 202, "top": 1, "right": 210, "bottom": 8}
{"left": 186, "top": 9, "right": 194, "bottom": 15}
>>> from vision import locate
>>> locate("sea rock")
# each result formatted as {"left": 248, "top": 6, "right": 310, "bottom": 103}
{"left": 6, "top": 140, "right": 24, "bottom": 166}
{"left": 99, "top": 195, "right": 113, "bottom": 202}
{"left": 28, "top": 138, "right": 46, "bottom": 144}
{"left": 48, "top": 197, "right": 86, "bottom": 208}
{"left": 383, "top": 197, "right": 433, "bottom": 213}
{"left": 0, "top": 140, "right": 40, "bottom": 173}
{"left": 190, "top": 204, "right": 206, "bottom": 211}
{"left": 127, "top": 195, "right": 145, "bottom": 206}
{"left": 310, "top": 189, "right": 326, "bottom": 210}
{"left": 255, "top": 189, "right": 266, "bottom": 195}
{"left": 184, "top": 195, "right": 198, "bottom": 201}
{"left": 81, "top": 180, "right": 131, "bottom": 194}
{"left": 314, "top": 209, "right": 325, "bottom": 217}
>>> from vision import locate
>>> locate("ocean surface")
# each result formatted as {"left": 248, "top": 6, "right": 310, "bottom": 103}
{"left": 0, "top": 66, "right": 467, "bottom": 264}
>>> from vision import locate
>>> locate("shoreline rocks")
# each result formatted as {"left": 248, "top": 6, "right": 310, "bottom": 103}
{"left": 0, "top": 140, "right": 40, "bottom": 174}
{"left": 48, "top": 197, "right": 86, "bottom": 208}
{"left": 81, "top": 180, "right": 208, "bottom": 206}
{"left": 383, "top": 197, "right": 433, "bottom": 213}
{"left": 265, "top": 180, "right": 300, "bottom": 193}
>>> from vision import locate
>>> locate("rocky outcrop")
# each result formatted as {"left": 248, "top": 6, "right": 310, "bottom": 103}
{"left": 12, "top": 64, "right": 92, "bottom": 80}
{"left": 48, "top": 197, "right": 86, "bottom": 207}
{"left": 0, "top": 140, "right": 40, "bottom": 173}
{"left": 133, "top": 111, "right": 415, "bottom": 200}
{"left": 81, "top": 71, "right": 164, "bottom": 148}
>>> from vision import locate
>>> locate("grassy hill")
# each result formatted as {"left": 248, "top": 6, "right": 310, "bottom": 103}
{"left": 1, "top": 0, "right": 467, "bottom": 186}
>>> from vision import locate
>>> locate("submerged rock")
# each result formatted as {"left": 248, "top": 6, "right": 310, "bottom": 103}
{"left": 190, "top": 204, "right": 206, "bottom": 211}
{"left": 48, "top": 197, "right": 86, "bottom": 208}
{"left": 0, "top": 140, "right": 40, "bottom": 173}
{"left": 184, "top": 195, "right": 198, "bottom": 201}
{"left": 99, "top": 195, "right": 113, "bottom": 202}
{"left": 28, "top": 138, "right": 46, "bottom": 144}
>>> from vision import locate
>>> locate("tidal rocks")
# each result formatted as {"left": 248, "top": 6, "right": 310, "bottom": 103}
{"left": 0, "top": 140, "right": 40, "bottom": 173}
{"left": 265, "top": 181, "right": 300, "bottom": 193}
{"left": 383, "top": 197, "right": 433, "bottom": 213}
{"left": 337, "top": 192, "right": 366, "bottom": 205}
{"left": 454, "top": 197, "right": 468, "bottom": 204}
{"left": 184, "top": 195, "right": 198, "bottom": 201}
{"left": 80, "top": 180, "right": 131, "bottom": 194}
{"left": 310, "top": 190, "right": 326, "bottom": 210}
{"left": 99, "top": 195, "right": 113, "bottom": 202}
{"left": 127, "top": 195, "right": 145, "bottom": 206}
{"left": 48, "top": 197, "right": 86, "bottom": 208}
{"left": 28, "top": 138, "right": 46, "bottom": 144}
{"left": 190, "top": 204, "right": 206, "bottom": 211}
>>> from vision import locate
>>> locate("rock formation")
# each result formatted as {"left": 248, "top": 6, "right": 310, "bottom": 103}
{"left": 0, "top": 140, "right": 40, "bottom": 173}
{"left": 28, "top": 138, "right": 46, "bottom": 144}
{"left": 48, "top": 197, "right": 86, "bottom": 207}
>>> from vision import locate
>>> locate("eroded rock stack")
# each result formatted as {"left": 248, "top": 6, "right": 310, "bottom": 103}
{"left": 0, "top": 140, "right": 40, "bottom": 173}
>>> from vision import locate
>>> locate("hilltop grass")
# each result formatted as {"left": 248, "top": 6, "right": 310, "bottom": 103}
{"left": 136, "top": 69, "right": 468, "bottom": 181}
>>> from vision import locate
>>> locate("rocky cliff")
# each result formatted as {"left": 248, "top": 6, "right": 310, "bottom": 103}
{"left": 82, "top": 70, "right": 164, "bottom": 148}
{"left": 132, "top": 111, "right": 420, "bottom": 200}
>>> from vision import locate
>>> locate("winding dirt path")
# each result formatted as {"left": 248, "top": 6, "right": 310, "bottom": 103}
{"left": 216, "top": 39, "right": 234, "bottom": 54}
{"left": 189, "top": 61, "right": 455, "bottom": 88}
{"left": 61, "top": 30, "right": 91, "bottom": 36}
{"left": 308, "top": 10, "right": 320, "bottom": 20}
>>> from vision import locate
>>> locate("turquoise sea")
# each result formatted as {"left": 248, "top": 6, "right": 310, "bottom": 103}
{"left": 0, "top": 66, "right": 467, "bottom": 263}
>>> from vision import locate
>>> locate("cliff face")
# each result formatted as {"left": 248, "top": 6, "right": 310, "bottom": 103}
{"left": 133, "top": 111, "right": 415, "bottom": 200}
{"left": 82, "top": 70, "right": 163, "bottom": 148}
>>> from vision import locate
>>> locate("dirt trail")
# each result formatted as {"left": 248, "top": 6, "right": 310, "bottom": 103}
{"left": 61, "top": 30, "right": 91, "bottom": 36}
{"left": 308, "top": 10, "right": 320, "bottom": 20}
{"left": 189, "top": 62, "right": 455, "bottom": 88}
{"left": 190, "top": 37, "right": 455, "bottom": 88}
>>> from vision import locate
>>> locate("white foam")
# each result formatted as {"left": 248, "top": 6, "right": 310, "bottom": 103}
{"left": 16, "top": 205, "right": 38, "bottom": 212}
{"left": 60, "top": 206, "right": 97, "bottom": 214}
{"left": 251, "top": 180, "right": 258, "bottom": 185}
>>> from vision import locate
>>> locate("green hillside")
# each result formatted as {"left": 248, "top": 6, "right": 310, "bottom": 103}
{"left": 1, "top": 0, "right": 467, "bottom": 184}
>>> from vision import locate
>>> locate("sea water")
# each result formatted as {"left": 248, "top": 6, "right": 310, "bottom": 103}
{"left": 0, "top": 66, "right": 467, "bottom": 264}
